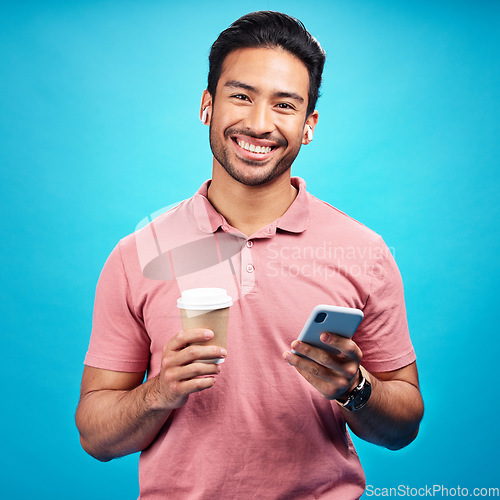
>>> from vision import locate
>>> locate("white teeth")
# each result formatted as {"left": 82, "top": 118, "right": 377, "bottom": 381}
{"left": 237, "top": 139, "right": 272, "bottom": 154}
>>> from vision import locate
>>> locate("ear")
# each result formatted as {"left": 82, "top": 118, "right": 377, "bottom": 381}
{"left": 200, "top": 89, "right": 213, "bottom": 125}
{"left": 302, "top": 110, "right": 319, "bottom": 145}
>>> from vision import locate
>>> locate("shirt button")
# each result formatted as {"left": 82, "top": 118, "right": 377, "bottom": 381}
{"left": 246, "top": 240, "right": 254, "bottom": 248}
{"left": 246, "top": 264, "right": 254, "bottom": 273}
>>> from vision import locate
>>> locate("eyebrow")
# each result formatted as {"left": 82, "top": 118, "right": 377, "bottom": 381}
{"left": 224, "top": 80, "right": 305, "bottom": 104}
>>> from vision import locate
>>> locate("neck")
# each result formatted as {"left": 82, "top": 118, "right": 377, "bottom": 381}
{"left": 207, "top": 163, "right": 298, "bottom": 237}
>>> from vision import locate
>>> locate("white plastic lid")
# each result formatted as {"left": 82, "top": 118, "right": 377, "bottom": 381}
{"left": 177, "top": 288, "right": 233, "bottom": 311}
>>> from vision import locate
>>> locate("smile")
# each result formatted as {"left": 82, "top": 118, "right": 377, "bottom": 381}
{"left": 236, "top": 139, "right": 272, "bottom": 154}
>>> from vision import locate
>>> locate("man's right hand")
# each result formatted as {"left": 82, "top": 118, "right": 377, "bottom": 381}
{"left": 76, "top": 328, "right": 226, "bottom": 461}
{"left": 150, "top": 328, "right": 227, "bottom": 411}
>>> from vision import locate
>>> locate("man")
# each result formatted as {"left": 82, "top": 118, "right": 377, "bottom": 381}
{"left": 76, "top": 11, "right": 424, "bottom": 499}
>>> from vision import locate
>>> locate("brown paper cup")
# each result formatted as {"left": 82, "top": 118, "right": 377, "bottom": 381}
{"left": 177, "top": 288, "right": 232, "bottom": 364}
{"left": 180, "top": 307, "right": 229, "bottom": 364}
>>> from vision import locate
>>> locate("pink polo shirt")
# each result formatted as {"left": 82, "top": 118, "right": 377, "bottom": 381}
{"left": 85, "top": 177, "right": 415, "bottom": 499}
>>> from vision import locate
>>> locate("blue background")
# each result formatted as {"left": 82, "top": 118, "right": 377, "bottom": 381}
{"left": 1, "top": 0, "right": 498, "bottom": 497}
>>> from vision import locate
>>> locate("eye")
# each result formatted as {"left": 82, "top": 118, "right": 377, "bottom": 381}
{"left": 276, "top": 102, "right": 296, "bottom": 111}
{"left": 231, "top": 94, "right": 250, "bottom": 101}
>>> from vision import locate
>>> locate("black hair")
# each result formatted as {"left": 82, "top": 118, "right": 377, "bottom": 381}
{"left": 207, "top": 11, "right": 326, "bottom": 117}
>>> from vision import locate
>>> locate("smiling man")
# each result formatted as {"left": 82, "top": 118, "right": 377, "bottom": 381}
{"left": 76, "top": 11, "right": 423, "bottom": 499}
{"left": 206, "top": 48, "right": 316, "bottom": 185}
{"left": 203, "top": 46, "right": 318, "bottom": 238}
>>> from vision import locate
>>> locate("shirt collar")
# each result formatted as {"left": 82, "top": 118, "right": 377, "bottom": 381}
{"left": 276, "top": 177, "right": 310, "bottom": 233}
{"left": 192, "top": 176, "right": 310, "bottom": 235}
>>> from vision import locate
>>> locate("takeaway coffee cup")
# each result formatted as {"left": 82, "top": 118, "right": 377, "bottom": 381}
{"left": 177, "top": 288, "right": 233, "bottom": 364}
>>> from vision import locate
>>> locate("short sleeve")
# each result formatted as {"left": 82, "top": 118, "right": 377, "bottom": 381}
{"left": 354, "top": 237, "right": 416, "bottom": 373}
{"left": 84, "top": 241, "right": 151, "bottom": 372}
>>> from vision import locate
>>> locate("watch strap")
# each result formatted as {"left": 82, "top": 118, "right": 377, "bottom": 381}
{"left": 338, "top": 369, "right": 372, "bottom": 411}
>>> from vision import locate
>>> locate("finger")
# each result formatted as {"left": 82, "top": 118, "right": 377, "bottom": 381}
{"left": 165, "top": 376, "right": 217, "bottom": 404}
{"left": 161, "top": 361, "right": 219, "bottom": 402}
{"left": 290, "top": 340, "right": 356, "bottom": 377}
{"left": 284, "top": 349, "right": 336, "bottom": 383}
{"left": 319, "top": 333, "right": 363, "bottom": 362}
{"left": 178, "top": 376, "right": 216, "bottom": 394}
{"left": 167, "top": 360, "right": 221, "bottom": 383}
{"left": 286, "top": 340, "right": 360, "bottom": 382}
{"left": 167, "top": 328, "right": 214, "bottom": 351}
{"left": 290, "top": 336, "right": 360, "bottom": 369}
{"left": 292, "top": 340, "right": 336, "bottom": 368}
{"left": 173, "top": 344, "right": 227, "bottom": 366}
{"left": 283, "top": 351, "right": 347, "bottom": 400}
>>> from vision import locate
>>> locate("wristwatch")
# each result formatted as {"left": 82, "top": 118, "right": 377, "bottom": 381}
{"left": 338, "top": 371, "right": 372, "bottom": 411}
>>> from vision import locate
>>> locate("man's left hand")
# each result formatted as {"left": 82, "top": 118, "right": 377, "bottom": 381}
{"left": 283, "top": 333, "right": 363, "bottom": 401}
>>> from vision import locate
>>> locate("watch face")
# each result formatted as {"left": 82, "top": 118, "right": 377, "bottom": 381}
{"left": 353, "top": 385, "right": 372, "bottom": 410}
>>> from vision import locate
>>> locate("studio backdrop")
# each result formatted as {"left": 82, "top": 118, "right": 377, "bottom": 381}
{"left": 1, "top": 0, "right": 498, "bottom": 498}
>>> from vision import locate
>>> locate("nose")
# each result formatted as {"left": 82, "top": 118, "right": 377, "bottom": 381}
{"left": 243, "top": 102, "right": 274, "bottom": 135}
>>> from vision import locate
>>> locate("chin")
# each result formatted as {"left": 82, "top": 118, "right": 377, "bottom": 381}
{"left": 222, "top": 157, "right": 294, "bottom": 187}
{"left": 227, "top": 167, "right": 289, "bottom": 186}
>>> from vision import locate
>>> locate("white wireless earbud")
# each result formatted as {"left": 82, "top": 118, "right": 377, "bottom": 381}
{"left": 306, "top": 125, "right": 313, "bottom": 142}
{"left": 201, "top": 107, "right": 209, "bottom": 125}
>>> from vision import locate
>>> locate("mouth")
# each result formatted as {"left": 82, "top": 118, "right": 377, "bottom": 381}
{"left": 231, "top": 134, "right": 281, "bottom": 162}
{"left": 235, "top": 139, "right": 273, "bottom": 154}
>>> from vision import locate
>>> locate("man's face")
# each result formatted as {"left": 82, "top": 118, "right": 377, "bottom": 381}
{"left": 205, "top": 47, "right": 316, "bottom": 186}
